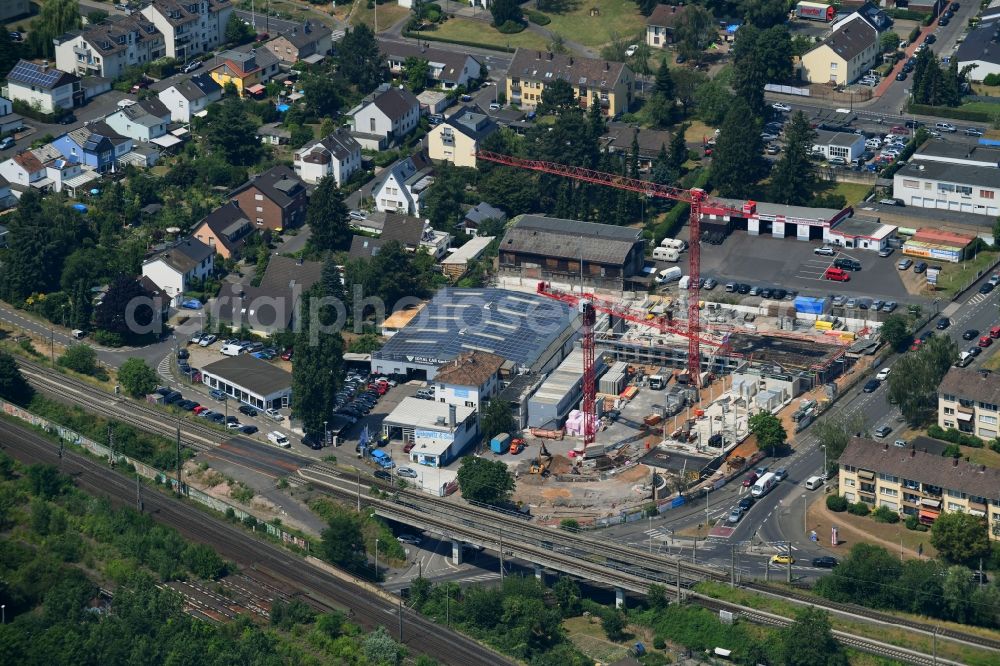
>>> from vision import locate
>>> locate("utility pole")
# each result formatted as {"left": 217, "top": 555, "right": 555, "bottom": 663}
{"left": 50, "top": 328, "right": 54, "bottom": 364}
{"left": 398, "top": 597, "right": 403, "bottom": 642}
{"left": 136, "top": 474, "right": 143, "bottom": 513}
{"left": 446, "top": 584, "right": 450, "bottom": 626}
{"left": 499, "top": 528, "right": 504, "bottom": 582}
{"left": 676, "top": 558, "right": 681, "bottom": 602}
{"left": 108, "top": 425, "right": 115, "bottom": 468}
{"left": 730, "top": 544, "right": 735, "bottom": 588}
{"left": 692, "top": 537, "right": 697, "bottom": 564}
{"left": 175, "top": 424, "right": 182, "bottom": 494}
{"left": 786, "top": 541, "right": 792, "bottom": 584}
{"left": 357, "top": 469, "right": 361, "bottom": 513}
{"left": 648, "top": 515, "right": 652, "bottom": 555}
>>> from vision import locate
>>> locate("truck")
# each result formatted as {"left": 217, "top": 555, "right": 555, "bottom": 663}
{"left": 796, "top": 1, "right": 834, "bottom": 21}
{"left": 649, "top": 374, "right": 667, "bottom": 390}
{"left": 491, "top": 432, "right": 512, "bottom": 454}
{"left": 751, "top": 471, "right": 778, "bottom": 498}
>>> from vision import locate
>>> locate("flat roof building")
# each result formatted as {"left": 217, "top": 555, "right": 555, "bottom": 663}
{"left": 826, "top": 214, "right": 896, "bottom": 252}
{"left": 527, "top": 346, "right": 607, "bottom": 428}
{"left": 893, "top": 160, "right": 1000, "bottom": 217}
{"left": 707, "top": 198, "right": 851, "bottom": 241}
{"left": 838, "top": 436, "right": 1000, "bottom": 538}
{"left": 201, "top": 354, "right": 292, "bottom": 410}
{"left": 371, "top": 287, "right": 579, "bottom": 380}
{"left": 382, "top": 398, "right": 477, "bottom": 468}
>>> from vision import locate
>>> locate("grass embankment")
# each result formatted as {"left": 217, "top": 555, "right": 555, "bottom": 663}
{"left": 695, "top": 581, "right": 1000, "bottom": 666}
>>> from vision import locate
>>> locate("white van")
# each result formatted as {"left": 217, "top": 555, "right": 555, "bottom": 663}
{"left": 655, "top": 267, "right": 682, "bottom": 284}
{"left": 221, "top": 343, "right": 244, "bottom": 356}
{"left": 652, "top": 246, "right": 680, "bottom": 262}
{"left": 804, "top": 475, "right": 824, "bottom": 491}
{"left": 660, "top": 238, "right": 686, "bottom": 251}
{"left": 267, "top": 431, "right": 290, "bottom": 448}
{"left": 678, "top": 275, "right": 690, "bottom": 290}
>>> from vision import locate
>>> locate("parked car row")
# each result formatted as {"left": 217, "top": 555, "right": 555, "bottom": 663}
{"left": 152, "top": 386, "right": 260, "bottom": 435}
{"left": 334, "top": 373, "right": 395, "bottom": 424}
{"left": 723, "top": 283, "right": 797, "bottom": 300}
{"left": 830, "top": 295, "right": 898, "bottom": 313}
{"left": 188, "top": 332, "right": 289, "bottom": 361}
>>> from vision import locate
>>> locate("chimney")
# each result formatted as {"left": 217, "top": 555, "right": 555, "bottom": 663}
{"left": 448, "top": 404, "right": 457, "bottom": 427}
{"left": 42, "top": 60, "right": 49, "bottom": 72}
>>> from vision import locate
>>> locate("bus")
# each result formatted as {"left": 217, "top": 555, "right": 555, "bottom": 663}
{"left": 751, "top": 472, "right": 778, "bottom": 498}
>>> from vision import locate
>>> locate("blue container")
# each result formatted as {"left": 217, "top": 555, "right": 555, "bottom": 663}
{"left": 794, "top": 296, "right": 826, "bottom": 315}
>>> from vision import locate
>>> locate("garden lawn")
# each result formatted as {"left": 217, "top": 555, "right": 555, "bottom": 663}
{"left": 430, "top": 18, "right": 550, "bottom": 50}
{"left": 340, "top": 0, "right": 411, "bottom": 31}
{"left": 825, "top": 181, "right": 872, "bottom": 206}
{"left": 543, "top": 0, "right": 646, "bottom": 49}
{"left": 562, "top": 616, "right": 629, "bottom": 664}
{"left": 930, "top": 250, "right": 1000, "bottom": 299}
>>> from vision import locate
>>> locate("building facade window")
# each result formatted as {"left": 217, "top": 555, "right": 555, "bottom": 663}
{"left": 880, "top": 487, "right": 898, "bottom": 497}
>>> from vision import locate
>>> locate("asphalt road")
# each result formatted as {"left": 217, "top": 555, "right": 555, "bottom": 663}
{"left": 0, "top": 416, "right": 514, "bottom": 666}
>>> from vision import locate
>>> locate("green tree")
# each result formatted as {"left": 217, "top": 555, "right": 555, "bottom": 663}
{"left": 742, "top": 0, "right": 789, "bottom": 29}
{"left": 421, "top": 163, "right": 471, "bottom": 234}
{"left": 673, "top": 68, "right": 708, "bottom": 117}
{"left": 481, "top": 398, "right": 516, "bottom": 442}
{"left": 57, "top": 344, "right": 99, "bottom": 376}
{"left": 337, "top": 25, "right": 385, "bottom": 93}
{"left": 94, "top": 273, "right": 156, "bottom": 344}
{"left": 26, "top": 0, "right": 80, "bottom": 59}
{"left": 490, "top": 0, "right": 524, "bottom": 27}
{"left": 70, "top": 280, "right": 93, "bottom": 332}
{"left": 654, "top": 58, "right": 676, "bottom": 99}
{"left": 117, "top": 358, "right": 158, "bottom": 397}
{"left": 291, "top": 283, "right": 345, "bottom": 435}
{"left": 673, "top": 4, "right": 714, "bottom": 62}
{"left": 0, "top": 351, "right": 33, "bottom": 405}
{"left": 538, "top": 78, "right": 577, "bottom": 115}
{"left": 994, "top": 216, "right": 1000, "bottom": 248}
{"left": 0, "top": 31, "right": 20, "bottom": 78}
{"left": 778, "top": 607, "right": 848, "bottom": 666}
{"left": 601, "top": 609, "right": 627, "bottom": 641}
{"left": 931, "top": 512, "right": 991, "bottom": 566}
{"left": 364, "top": 626, "right": 403, "bottom": 665}
{"left": 306, "top": 177, "right": 350, "bottom": 254}
{"left": 693, "top": 78, "right": 734, "bottom": 126}
{"left": 879, "top": 314, "right": 912, "bottom": 352}
{"left": 769, "top": 111, "right": 817, "bottom": 205}
{"left": 225, "top": 14, "right": 255, "bottom": 44}
{"left": 552, "top": 576, "right": 582, "bottom": 617}
{"left": 880, "top": 31, "right": 901, "bottom": 54}
{"left": 302, "top": 74, "right": 343, "bottom": 117}
{"left": 711, "top": 98, "right": 766, "bottom": 198}
{"left": 731, "top": 24, "right": 793, "bottom": 117}
{"left": 814, "top": 543, "right": 903, "bottom": 608}
{"left": 748, "top": 410, "right": 787, "bottom": 454}
{"left": 404, "top": 56, "right": 431, "bottom": 92}
{"left": 320, "top": 512, "right": 366, "bottom": 570}
{"left": 456, "top": 457, "right": 515, "bottom": 506}
{"left": 348, "top": 333, "right": 383, "bottom": 353}
{"left": 201, "top": 97, "right": 266, "bottom": 166}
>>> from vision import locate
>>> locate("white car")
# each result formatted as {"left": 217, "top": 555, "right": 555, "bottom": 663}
{"left": 397, "top": 467, "right": 418, "bottom": 478}
{"left": 865, "top": 138, "right": 883, "bottom": 149}
{"left": 182, "top": 60, "right": 202, "bottom": 73}
{"left": 814, "top": 245, "right": 836, "bottom": 256}
{"left": 397, "top": 534, "right": 422, "bottom": 545}
{"left": 266, "top": 431, "right": 290, "bottom": 448}
{"left": 489, "top": 103, "right": 502, "bottom": 111}
{"left": 117, "top": 99, "right": 137, "bottom": 109}
{"left": 876, "top": 368, "right": 891, "bottom": 381}
{"left": 265, "top": 408, "right": 284, "bottom": 421}
{"left": 625, "top": 44, "right": 638, "bottom": 57}
{"left": 198, "top": 334, "right": 217, "bottom": 347}
{"left": 772, "top": 102, "right": 791, "bottom": 112}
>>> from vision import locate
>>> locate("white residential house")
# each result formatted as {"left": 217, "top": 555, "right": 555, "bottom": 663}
{"left": 293, "top": 128, "right": 362, "bottom": 186}
{"left": 427, "top": 106, "right": 498, "bottom": 168}
{"left": 158, "top": 73, "right": 223, "bottom": 122}
{"left": 378, "top": 39, "right": 483, "bottom": 89}
{"left": 348, "top": 86, "right": 420, "bottom": 146}
{"left": 105, "top": 98, "right": 173, "bottom": 144}
{"left": 141, "top": 238, "right": 215, "bottom": 306}
{"left": 54, "top": 14, "right": 166, "bottom": 80}
{"left": 0, "top": 151, "right": 50, "bottom": 194}
{"left": 433, "top": 351, "right": 504, "bottom": 431}
{"left": 5, "top": 60, "right": 81, "bottom": 114}
{"left": 141, "top": 0, "right": 233, "bottom": 60}
{"left": 372, "top": 154, "right": 434, "bottom": 216}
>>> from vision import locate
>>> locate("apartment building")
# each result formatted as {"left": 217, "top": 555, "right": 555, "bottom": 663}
{"left": 55, "top": 14, "right": 166, "bottom": 79}
{"left": 506, "top": 49, "right": 633, "bottom": 117}
{"left": 800, "top": 20, "right": 879, "bottom": 85}
{"left": 838, "top": 437, "right": 1000, "bottom": 540}
{"left": 141, "top": 0, "right": 233, "bottom": 61}
{"left": 939, "top": 367, "right": 1000, "bottom": 439}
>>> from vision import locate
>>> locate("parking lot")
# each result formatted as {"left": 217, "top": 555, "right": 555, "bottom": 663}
{"left": 698, "top": 232, "right": 918, "bottom": 303}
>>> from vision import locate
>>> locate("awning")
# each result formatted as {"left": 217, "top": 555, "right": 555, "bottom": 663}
{"left": 151, "top": 134, "right": 182, "bottom": 148}
{"left": 62, "top": 170, "right": 101, "bottom": 190}
{"left": 170, "top": 126, "right": 190, "bottom": 137}
{"left": 957, "top": 411, "right": 973, "bottom": 421}
{"left": 301, "top": 53, "right": 325, "bottom": 64}
{"left": 920, "top": 498, "right": 941, "bottom": 508}
{"left": 919, "top": 510, "right": 940, "bottom": 521}
{"left": 246, "top": 84, "right": 266, "bottom": 94}
{"left": 858, "top": 470, "right": 875, "bottom": 481}
{"left": 970, "top": 508, "right": 986, "bottom": 517}
{"left": 194, "top": 109, "right": 209, "bottom": 118}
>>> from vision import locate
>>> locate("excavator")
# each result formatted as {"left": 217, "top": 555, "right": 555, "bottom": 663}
{"left": 529, "top": 441, "right": 552, "bottom": 477}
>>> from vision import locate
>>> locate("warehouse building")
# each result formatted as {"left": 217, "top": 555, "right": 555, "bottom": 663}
{"left": 824, "top": 215, "right": 896, "bottom": 253}
{"left": 527, "top": 347, "right": 608, "bottom": 428}
{"left": 498, "top": 215, "right": 646, "bottom": 290}
{"left": 370, "top": 287, "right": 579, "bottom": 380}
{"left": 381, "top": 399, "right": 478, "bottom": 468}
{"left": 201, "top": 355, "right": 292, "bottom": 410}
{"left": 707, "top": 199, "right": 852, "bottom": 241}
{"left": 902, "top": 228, "right": 975, "bottom": 264}
{"left": 893, "top": 161, "right": 1000, "bottom": 217}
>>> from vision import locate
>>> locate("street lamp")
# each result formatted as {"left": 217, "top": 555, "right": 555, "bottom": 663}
{"left": 1, "top": 603, "right": 5, "bottom": 624}
{"left": 821, "top": 444, "right": 828, "bottom": 478}
{"left": 323, "top": 420, "right": 328, "bottom": 448}
{"left": 374, "top": 538, "right": 380, "bottom": 580}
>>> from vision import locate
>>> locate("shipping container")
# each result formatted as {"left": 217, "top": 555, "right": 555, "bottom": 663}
{"left": 490, "top": 433, "right": 512, "bottom": 454}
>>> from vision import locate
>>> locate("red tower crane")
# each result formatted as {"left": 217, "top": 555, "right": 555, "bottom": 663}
{"left": 476, "top": 150, "right": 752, "bottom": 454}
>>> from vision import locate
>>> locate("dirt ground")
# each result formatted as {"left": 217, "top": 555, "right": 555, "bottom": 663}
{"left": 807, "top": 491, "right": 935, "bottom": 561}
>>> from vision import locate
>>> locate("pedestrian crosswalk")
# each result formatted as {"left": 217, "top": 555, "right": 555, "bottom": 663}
{"left": 968, "top": 293, "right": 990, "bottom": 306}
{"left": 643, "top": 527, "right": 671, "bottom": 541}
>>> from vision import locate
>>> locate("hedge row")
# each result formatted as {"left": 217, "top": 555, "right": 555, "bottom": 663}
{"left": 401, "top": 29, "right": 515, "bottom": 53}
{"left": 652, "top": 168, "right": 710, "bottom": 246}
{"left": 927, "top": 423, "right": 986, "bottom": 448}
{"left": 886, "top": 8, "right": 932, "bottom": 22}
{"left": 908, "top": 102, "right": 993, "bottom": 122}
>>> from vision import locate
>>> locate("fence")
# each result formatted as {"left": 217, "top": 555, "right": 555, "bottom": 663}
{"left": 0, "top": 397, "right": 310, "bottom": 551}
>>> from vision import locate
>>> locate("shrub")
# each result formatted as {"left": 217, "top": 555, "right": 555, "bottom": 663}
{"left": 653, "top": 637, "right": 666, "bottom": 650}
{"left": 908, "top": 26, "right": 921, "bottom": 43}
{"left": 872, "top": 506, "right": 900, "bottom": 523}
{"left": 525, "top": 9, "right": 551, "bottom": 25}
{"left": 942, "top": 444, "right": 961, "bottom": 459}
{"left": 991, "top": 438, "right": 1000, "bottom": 453}
{"left": 559, "top": 518, "right": 580, "bottom": 531}
{"left": 848, "top": 502, "right": 871, "bottom": 517}
{"left": 904, "top": 514, "right": 928, "bottom": 531}
{"left": 497, "top": 20, "right": 525, "bottom": 34}
{"left": 826, "top": 495, "right": 849, "bottom": 512}
{"left": 985, "top": 73, "right": 1000, "bottom": 86}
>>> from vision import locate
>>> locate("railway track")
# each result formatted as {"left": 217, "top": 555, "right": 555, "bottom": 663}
{"left": 692, "top": 597, "right": 965, "bottom": 666}
{"left": 742, "top": 581, "right": 1000, "bottom": 652}
{"left": 0, "top": 419, "right": 514, "bottom": 666}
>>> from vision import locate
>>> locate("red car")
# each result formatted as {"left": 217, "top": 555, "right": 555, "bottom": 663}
{"left": 742, "top": 472, "right": 759, "bottom": 487}
{"left": 192, "top": 405, "right": 208, "bottom": 414}
{"left": 404, "top": 441, "right": 415, "bottom": 453}
{"left": 824, "top": 267, "right": 850, "bottom": 282}
{"left": 889, "top": 125, "right": 908, "bottom": 134}
{"left": 280, "top": 349, "right": 293, "bottom": 361}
